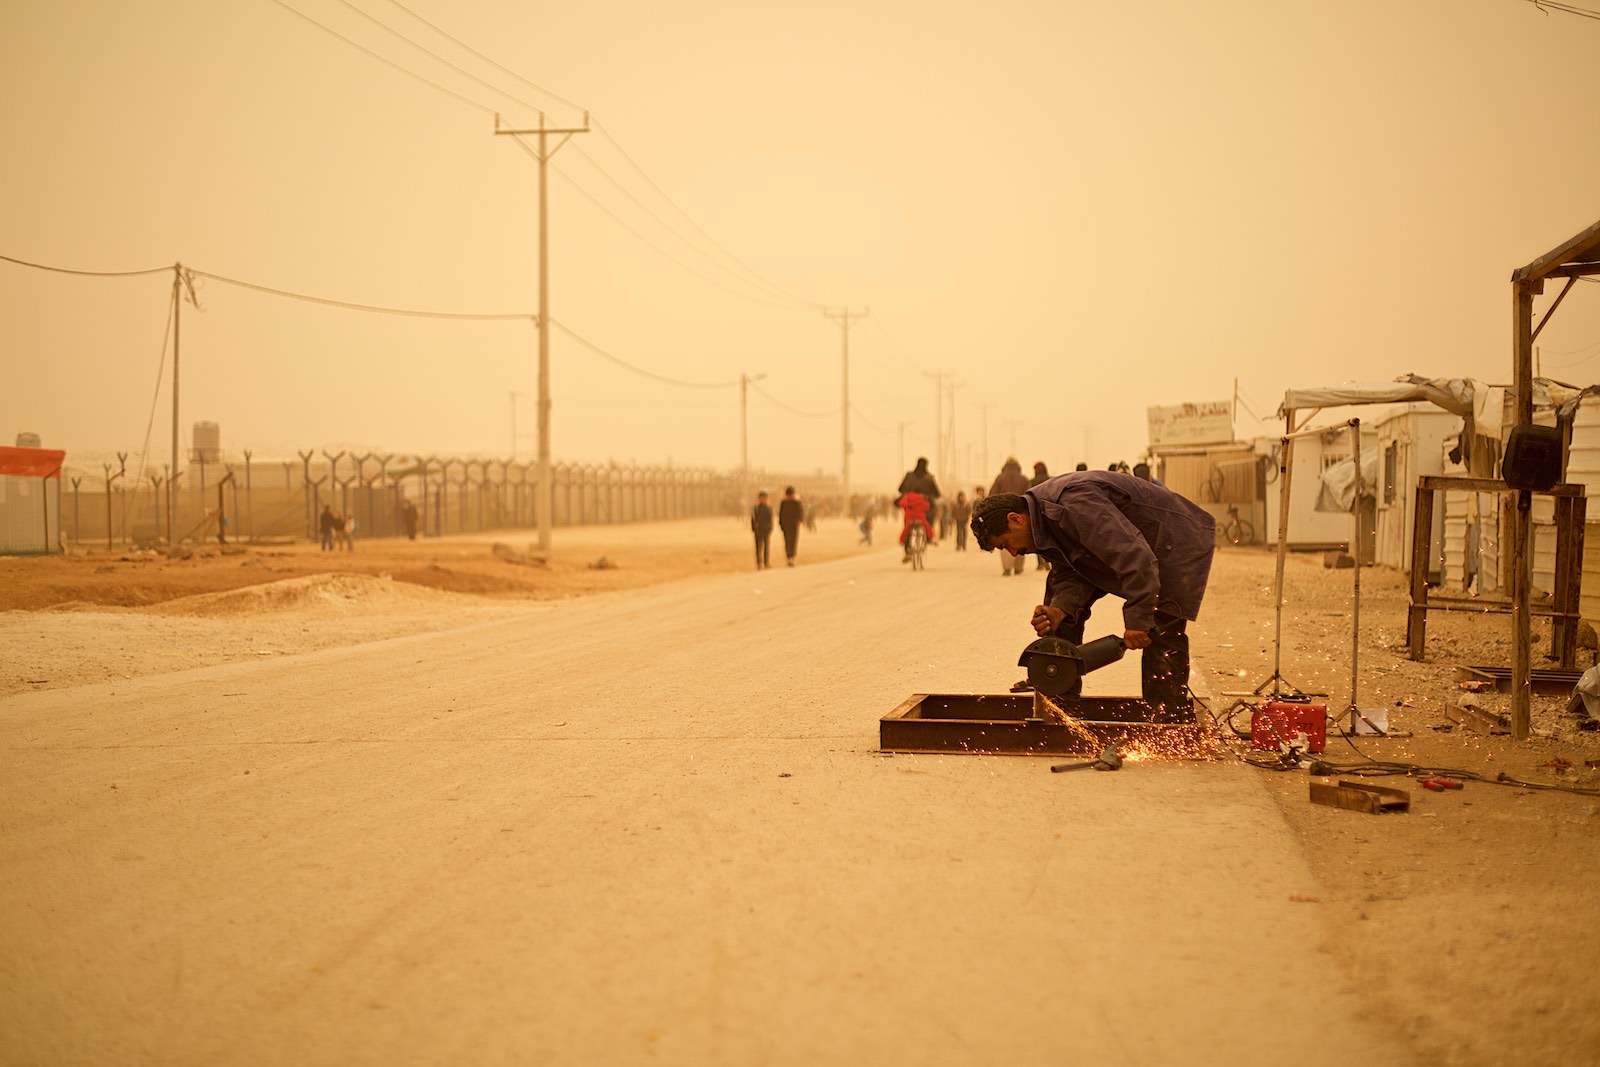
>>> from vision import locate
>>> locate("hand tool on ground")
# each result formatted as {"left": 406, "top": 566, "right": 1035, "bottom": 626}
{"left": 1050, "top": 745, "right": 1124, "bottom": 773}
{"left": 1309, "top": 779, "right": 1411, "bottom": 814}
{"left": 1420, "top": 777, "right": 1463, "bottom": 792}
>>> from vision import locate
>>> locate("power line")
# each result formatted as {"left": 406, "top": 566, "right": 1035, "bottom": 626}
{"left": 0, "top": 253, "right": 171, "bottom": 278}
{"left": 564, "top": 142, "right": 820, "bottom": 310}
{"left": 324, "top": 1, "right": 817, "bottom": 308}
{"left": 191, "top": 268, "right": 535, "bottom": 320}
{"left": 850, "top": 403, "right": 893, "bottom": 434}
{"left": 1528, "top": 0, "right": 1600, "bottom": 20}
{"left": 5, "top": 249, "right": 531, "bottom": 322}
{"left": 1540, "top": 336, "right": 1600, "bottom": 356}
{"left": 270, "top": 1, "right": 826, "bottom": 317}
{"left": 263, "top": 0, "right": 496, "bottom": 115}
{"left": 540, "top": 154, "right": 805, "bottom": 312}
{"left": 375, "top": 0, "right": 585, "bottom": 115}
{"left": 589, "top": 120, "right": 826, "bottom": 310}
{"left": 750, "top": 380, "right": 837, "bottom": 419}
{"left": 856, "top": 316, "right": 926, "bottom": 376}
{"left": 548, "top": 319, "right": 735, "bottom": 390}
{"left": 323, "top": 0, "right": 548, "bottom": 118}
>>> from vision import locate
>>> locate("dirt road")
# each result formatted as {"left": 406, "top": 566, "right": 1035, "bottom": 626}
{"left": 3, "top": 520, "right": 1597, "bottom": 1065}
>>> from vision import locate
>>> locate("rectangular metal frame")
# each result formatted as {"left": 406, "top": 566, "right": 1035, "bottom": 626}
{"left": 879, "top": 693, "right": 1210, "bottom": 757}
{"left": 1456, "top": 665, "right": 1584, "bottom": 697}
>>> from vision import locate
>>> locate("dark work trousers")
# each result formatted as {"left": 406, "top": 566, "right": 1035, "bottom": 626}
{"left": 1055, "top": 606, "right": 1191, "bottom": 719}
{"left": 781, "top": 527, "right": 799, "bottom": 563}
{"left": 754, "top": 533, "right": 770, "bottom": 569}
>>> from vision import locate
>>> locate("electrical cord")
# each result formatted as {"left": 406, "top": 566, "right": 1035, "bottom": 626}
{"left": 1287, "top": 757, "right": 1600, "bottom": 797}
{"left": 1219, "top": 701, "right": 1600, "bottom": 795}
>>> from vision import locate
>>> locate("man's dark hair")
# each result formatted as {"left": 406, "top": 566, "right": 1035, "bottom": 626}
{"left": 970, "top": 493, "right": 1026, "bottom": 551}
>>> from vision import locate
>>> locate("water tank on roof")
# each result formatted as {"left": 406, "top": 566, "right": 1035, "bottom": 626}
{"left": 15, "top": 432, "right": 41, "bottom": 448}
{"left": 191, "top": 421, "right": 222, "bottom": 463}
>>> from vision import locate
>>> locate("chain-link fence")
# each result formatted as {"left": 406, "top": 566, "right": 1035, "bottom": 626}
{"left": 61, "top": 451, "right": 845, "bottom": 549}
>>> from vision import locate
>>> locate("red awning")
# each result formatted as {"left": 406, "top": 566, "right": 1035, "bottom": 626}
{"left": 0, "top": 446, "right": 66, "bottom": 478}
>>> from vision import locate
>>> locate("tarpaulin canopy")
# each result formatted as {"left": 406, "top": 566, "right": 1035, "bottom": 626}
{"left": 0, "top": 446, "right": 65, "bottom": 478}
{"left": 1279, "top": 374, "right": 1475, "bottom": 418}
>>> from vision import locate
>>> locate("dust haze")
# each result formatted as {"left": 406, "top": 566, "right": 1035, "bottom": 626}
{"left": 3, "top": 0, "right": 1597, "bottom": 490}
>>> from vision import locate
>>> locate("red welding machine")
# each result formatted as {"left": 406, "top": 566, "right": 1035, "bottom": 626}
{"left": 1250, "top": 699, "right": 1327, "bottom": 753}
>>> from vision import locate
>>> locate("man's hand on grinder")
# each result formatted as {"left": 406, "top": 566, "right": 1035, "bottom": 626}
{"left": 1031, "top": 605, "right": 1065, "bottom": 636}
{"left": 1123, "top": 629, "right": 1151, "bottom": 649}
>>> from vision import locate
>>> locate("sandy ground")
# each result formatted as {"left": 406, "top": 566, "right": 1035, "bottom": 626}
{"left": 2, "top": 518, "right": 1598, "bottom": 1066}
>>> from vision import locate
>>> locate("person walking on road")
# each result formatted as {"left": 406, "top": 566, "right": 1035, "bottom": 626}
{"left": 969, "top": 471, "right": 1215, "bottom": 720}
{"left": 988, "top": 458, "right": 1031, "bottom": 576}
{"left": 751, "top": 491, "right": 773, "bottom": 570}
{"left": 1029, "top": 462, "right": 1052, "bottom": 571}
{"left": 952, "top": 491, "right": 972, "bottom": 551}
{"left": 319, "top": 504, "right": 339, "bottom": 552}
{"left": 778, "top": 486, "right": 804, "bottom": 566}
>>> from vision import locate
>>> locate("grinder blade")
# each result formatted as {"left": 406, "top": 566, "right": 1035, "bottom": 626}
{"left": 1018, "top": 636, "right": 1084, "bottom": 697}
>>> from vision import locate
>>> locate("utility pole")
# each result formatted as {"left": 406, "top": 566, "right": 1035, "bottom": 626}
{"left": 168, "top": 264, "right": 196, "bottom": 550}
{"left": 170, "top": 266, "right": 181, "bottom": 549}
{"left": 740, "top": 373, "right": 767, "bottom": 474}
{"left": 496, "top": 112, "right": 589, "bottom": 555}
{"left": 926, "top": 371, "right": 959, "bottom": 485}
{"left": 898, "top": 420, "right": 913, "bottom": 475}
{"left": 974, "top": 401, "right": 993, "bottom": 481}
{"left": 823, "top": 308, "right": 868, "bottom": 497}
{"left": 945, "top": 378, "right": 961, "bottom": 484}
{"left": 509, "top": 390, "right": 523, "bottom": 461}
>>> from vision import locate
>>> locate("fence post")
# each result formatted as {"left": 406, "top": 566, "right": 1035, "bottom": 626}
{"left": 298, "top": 451, "right": 315, "bottom": 539}
{"left": 102, "top": 464, "right": 121, "bottom": 550}
{"left": 149, "top": 475, "right": 163, "bottom": 546}
{"left": 243, "top": 450, "right": 254, "bottom": 542}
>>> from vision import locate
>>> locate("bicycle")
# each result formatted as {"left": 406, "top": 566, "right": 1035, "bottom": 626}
{"left": 905, "top": 520, "right": 928, "bottom": 570}
{"left": 1215, "top": 503, "right": 1255, "bottom": 547}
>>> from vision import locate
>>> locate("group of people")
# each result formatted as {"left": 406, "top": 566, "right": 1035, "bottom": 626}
{"left": 318, "top": 504, "right": 359, "bottom": 552}
{"left": 749, "top": 486, "right": 806, "bottom": 569}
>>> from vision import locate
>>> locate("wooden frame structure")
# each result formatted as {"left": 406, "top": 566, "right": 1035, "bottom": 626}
{"left": 1404, "top": 475, "right": 1586, "bottom": 666}
{"left": 1508, "top": 218, "right": 1600, "bottom": 738}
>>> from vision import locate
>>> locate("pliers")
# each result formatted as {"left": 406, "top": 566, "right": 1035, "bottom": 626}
{"left": 1420, "top": 777, "right": 1463, "bottom": 792}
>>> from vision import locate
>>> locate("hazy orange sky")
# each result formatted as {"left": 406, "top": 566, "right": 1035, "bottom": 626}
{"left": 3, "top": 0, "right": 1597, "bottom": 492}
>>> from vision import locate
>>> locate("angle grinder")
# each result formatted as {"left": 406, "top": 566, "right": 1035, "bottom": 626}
{"left": 1017, "top": 634, "right": 1127, "bottom": 698}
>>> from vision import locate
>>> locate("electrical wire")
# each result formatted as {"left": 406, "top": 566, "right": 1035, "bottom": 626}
{"left": 749, "top": 380, "right": 837, "bottom": 419}
{"left": 589, "top": 121, "right": 827, "bottom": 310}
{"left": 263, "top": 0, "right": 498, "bottom": 116}
{"left": 323, "top": 0, "right": 548, "bottom": 118}
{"left": 353, "top": 0, "right": 825, "bottom": 311}
{"left": 375, "top": 0, "right": 583, "bottom": 115}
{"left": 1528, "top": 0, "right": 1600, "bottom": 20}
{"left": 533, "top": 148, "right": 806, "bottom": 313}
{"left": 1300, "top": 757, "right": 1600, "bottom": 797}
{"left": 547, "top": 318, "right": 735, "bottom": 389}
{"left": 191, "top": 268, "right": 535, "bottom": 320}
{"left": 850, "top": 403, "right": 894, "bottom": 434}
{"left": 270, "top": 0, "right": 826, "bottom": 319}
{"left": 0, "top": 253, "right": 171, "bottom": 278}
{"left": 564, "top": 141, "right": 821, "bottom": 311}
{"left": 3, "top": 249, "right": 795, "bottom": 404}
{"left": 123, "top": 293, "right": 179, "bottom": 531}
{"left": 856, "top": 317, "right": 926, "bottom": 376}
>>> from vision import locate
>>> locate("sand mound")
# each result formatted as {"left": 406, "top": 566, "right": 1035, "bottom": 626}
{"left": 148, "top": 572, "right": 475, "bottom": 618}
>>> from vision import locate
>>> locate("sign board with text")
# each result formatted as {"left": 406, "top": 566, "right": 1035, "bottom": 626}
{"left": 1147, "top": 401, "right": 1234, "bottom": 448}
